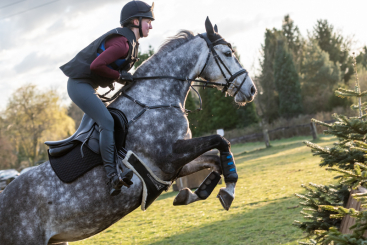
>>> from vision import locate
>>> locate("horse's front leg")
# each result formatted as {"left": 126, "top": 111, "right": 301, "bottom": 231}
{"left": 171, "top": 135, "right": 238, "bottom": 210}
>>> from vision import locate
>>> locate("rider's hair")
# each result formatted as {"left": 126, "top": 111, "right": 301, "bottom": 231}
{"left": 122, "top": 18, "right": 138, "bottom": 28}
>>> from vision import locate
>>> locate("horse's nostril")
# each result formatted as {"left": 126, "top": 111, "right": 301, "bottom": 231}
{"left": 250, "top": 86, "right": 256, "bottom": 96}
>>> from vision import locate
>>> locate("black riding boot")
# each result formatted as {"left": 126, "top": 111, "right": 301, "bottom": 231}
{"left": 100, "top": 128, "right": 133, "bottom": 195}
{"left": 104, "top": 151, "right": 134, "bottom": 196}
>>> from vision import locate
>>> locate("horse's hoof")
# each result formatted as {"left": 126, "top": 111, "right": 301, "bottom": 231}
{"left": 173, "top": 188, "right": 199, "bottom": 205}
{"left": 217, "top": 188, "right": 234, "bottom": 211}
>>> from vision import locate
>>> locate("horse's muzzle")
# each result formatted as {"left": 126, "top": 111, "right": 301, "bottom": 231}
{"left": 235, "top": 85, "right": 256, "bottom": 104}
{"left": 246, "top": 85, "right": 257, "bottom": 102}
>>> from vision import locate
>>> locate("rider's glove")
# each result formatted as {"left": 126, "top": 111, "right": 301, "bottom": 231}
{"left": 117, "top": 70, "right": 133, "bottom": 84}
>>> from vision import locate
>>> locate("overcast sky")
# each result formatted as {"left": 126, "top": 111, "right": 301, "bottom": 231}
{"left": 0, "top": 0, "right": 366, "bottom": 109}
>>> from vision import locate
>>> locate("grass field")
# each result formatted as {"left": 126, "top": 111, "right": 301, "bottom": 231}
{"left": 71, "top": 135, "right": 337, "bottom": 245}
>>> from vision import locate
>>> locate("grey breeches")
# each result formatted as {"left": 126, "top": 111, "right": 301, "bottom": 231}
{"left": 67, "top": 78, "right": 116, "bottom": 175}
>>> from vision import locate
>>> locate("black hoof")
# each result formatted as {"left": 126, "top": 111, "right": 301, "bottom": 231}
{"left": 217, "top": 188, "right": 234, "bottom": 211}
{"left": 173, "top": 188, "right": 200, "bottom": 206}
{"left": 173, "top": 188, "right": 192, "bottom": 205}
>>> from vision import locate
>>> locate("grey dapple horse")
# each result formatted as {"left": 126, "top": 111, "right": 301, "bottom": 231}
{"left": 0, "top": 18, "right": 256, "bottom": 245}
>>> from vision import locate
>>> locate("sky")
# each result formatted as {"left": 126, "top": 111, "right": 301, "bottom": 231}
{"left": 0, "top": 0, "right": 367, "bottom": 109}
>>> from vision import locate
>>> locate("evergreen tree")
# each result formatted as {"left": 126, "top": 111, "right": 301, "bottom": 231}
{"left": 301, "top": 40, "right": 342, "bottom": 114}
{"left": 236, "top": 102, "right": 259, "bottom": 128}
{"left": 356, "top": 46, "right": 367, "bottom": 70}
{"left": 282, "top": 15, "right": 303, "bottom": 71}
{"left": 186, "top": 88, "right": 238, "bottom": 136}
{"left": 294, "top": 183, "right": 349, "bottom": 244}
{"left": 208, "top": 89, "right": 239, "bottom": 130}
{"left": 312, "top": 20, "right": 354, "bottom": 83}
{"left": 256, "top": 28, "right": 282, "bottom": 123}
{"left": 294, "top": 57, "right": 367, "bottom": 244}
{"left": 273, "top": 38, "right": 303, "bottom": 118}
{"left": 232, "top": 46, "right": 259, "bottom": 128}
{"left": 185, "top": 88, "right": 205, "bottom": 136}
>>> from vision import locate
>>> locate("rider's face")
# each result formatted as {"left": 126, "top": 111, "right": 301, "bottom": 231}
{"left": 141, "top": 19, "right": 153, "bottom": 37}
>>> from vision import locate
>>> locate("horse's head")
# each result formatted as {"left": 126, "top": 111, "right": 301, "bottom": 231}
{"left": 199, "top": 17, "right": 257, "bottom": 105}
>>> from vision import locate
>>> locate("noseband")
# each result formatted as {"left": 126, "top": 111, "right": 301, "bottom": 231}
{"left": 198, "top": 33, "right": 248, "bottom": 97}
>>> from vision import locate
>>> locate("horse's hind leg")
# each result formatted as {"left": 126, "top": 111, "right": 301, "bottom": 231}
{"left": 171, "top": 135, "right": 238, "bottom": 210}
{"left": 173, "top": 154, "right": 221, "bottom": 206}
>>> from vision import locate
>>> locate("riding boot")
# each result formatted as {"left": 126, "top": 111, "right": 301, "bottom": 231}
{"left": 100, "top": 128, "right": 133, "bottom": 196}
{"left": 104, "top": 160, "right": 133, "bottom": 196}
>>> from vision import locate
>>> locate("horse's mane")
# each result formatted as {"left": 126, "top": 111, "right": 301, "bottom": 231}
{"left": 134, "top": 30, "right": 197, "bottom": 74}
{"left": 158, "top": 30, "right": 196, "bottom": 53}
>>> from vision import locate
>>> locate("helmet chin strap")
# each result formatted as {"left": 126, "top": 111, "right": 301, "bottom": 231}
{"left": 138, "top": 17, "right": 143, "bottom": 38}
{"left": 131, "top": 16, "right": 144, "bottom": 38}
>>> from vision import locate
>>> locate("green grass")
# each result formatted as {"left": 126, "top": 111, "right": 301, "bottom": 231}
{"left": 72, "top": 136, "right": 337, "bottom": 245}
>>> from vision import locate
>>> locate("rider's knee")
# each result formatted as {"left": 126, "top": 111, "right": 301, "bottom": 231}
{"left": 100, "top": 116, "right": 114, "bottom": 132}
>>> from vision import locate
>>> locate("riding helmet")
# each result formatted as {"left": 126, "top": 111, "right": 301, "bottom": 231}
{"left": 120, "top": 1, "right": 155, "bottom": 26}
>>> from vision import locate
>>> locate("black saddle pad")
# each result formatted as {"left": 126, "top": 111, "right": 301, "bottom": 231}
{"left": 48, "top": 108, "right": 128, "bottom": 183}
{"left": 49, "top": 143, "right": 102, "bottom": 183}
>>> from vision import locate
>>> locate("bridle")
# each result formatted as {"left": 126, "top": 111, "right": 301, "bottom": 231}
{"left": 198, "top": 33, "right": 249, "bottom": 97}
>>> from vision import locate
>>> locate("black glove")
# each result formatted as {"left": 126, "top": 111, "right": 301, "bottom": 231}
{"left": 117, "top": 71, "right": 133, "bottom": 84}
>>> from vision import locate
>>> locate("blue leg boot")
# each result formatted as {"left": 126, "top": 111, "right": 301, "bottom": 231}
{"left": 220, "top": 152, "right": 238, "bottom": 183}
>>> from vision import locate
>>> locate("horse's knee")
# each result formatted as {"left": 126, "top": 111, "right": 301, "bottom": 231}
{"left": 216, "top": 135, "right": 231, "bottom": 152}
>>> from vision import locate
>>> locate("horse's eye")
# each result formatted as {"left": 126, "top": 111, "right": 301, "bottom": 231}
{"left": 224, "top": 51, "right": 232, "bottom": 57}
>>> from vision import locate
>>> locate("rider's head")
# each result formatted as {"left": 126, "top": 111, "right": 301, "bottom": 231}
{"left": 120, "top": 1, "right": 154, "bottom": 39}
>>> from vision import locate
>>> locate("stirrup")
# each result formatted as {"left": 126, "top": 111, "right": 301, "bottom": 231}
{"left": 116, "top": 157, "right": 134, "bottom": 187}
{"left": 108, "top": 171, "right": 133, "bottom": 196}
{"left": 108, "top": 173, "right": 123, "bottom": 196}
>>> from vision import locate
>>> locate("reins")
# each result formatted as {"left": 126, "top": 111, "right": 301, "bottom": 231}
{"left": 98, "top": 32, "right": 249, "bottom": 122}
{"left": 98, "top": 76, "right": 223, "bottom": 111}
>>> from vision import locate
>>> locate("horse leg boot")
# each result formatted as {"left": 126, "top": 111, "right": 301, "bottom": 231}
{"left": 100, "top": 128, "right": 133, "bottom": 196}
{"left": 174, "top": 171, "right": 221, "bottom": 205}
{"left": 217, "top": 137, "right": 238, "bottom": 211}
{"left": 173, "top": 155, "right": 222, "bottom": 206}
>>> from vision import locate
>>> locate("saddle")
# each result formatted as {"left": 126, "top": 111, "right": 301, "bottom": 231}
{"left": 45, "top": 108, "right": 128, "bottom": 157}
{"left": 46, "top": 108, "right": 172, "bottom": 210}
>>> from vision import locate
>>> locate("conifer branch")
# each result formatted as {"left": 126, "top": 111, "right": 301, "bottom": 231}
{"left": 311, "top": 118, "right": 332, "bottom": 127}
{"left": 304, "top": 141, "right": 331, "bottom": 154}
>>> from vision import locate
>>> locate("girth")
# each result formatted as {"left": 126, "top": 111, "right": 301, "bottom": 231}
{"left": 121, "top": 151, "right": 171, "bottom": 211}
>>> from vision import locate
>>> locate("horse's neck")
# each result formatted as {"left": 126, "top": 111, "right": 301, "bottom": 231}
{"left": 123, "top": 38, "right": 206, "bottom": 105}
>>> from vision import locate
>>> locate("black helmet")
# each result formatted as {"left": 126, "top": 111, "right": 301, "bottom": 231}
{"left": 120, "top": 1, "right": 154, "bottom": 25}
{"left": 120, "top": 1, "right": 154, "bottom": 38}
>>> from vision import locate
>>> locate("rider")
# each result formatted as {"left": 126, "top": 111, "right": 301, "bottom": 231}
{"left": 59, "top": 0, "right": 154, "bottom": 196}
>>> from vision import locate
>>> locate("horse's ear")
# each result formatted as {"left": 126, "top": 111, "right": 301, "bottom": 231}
{"left": 205, "top": 16, "right": 215, "bottom": 36}
{"left": 214, "top": 24, "right": 218, "bottom": 33}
